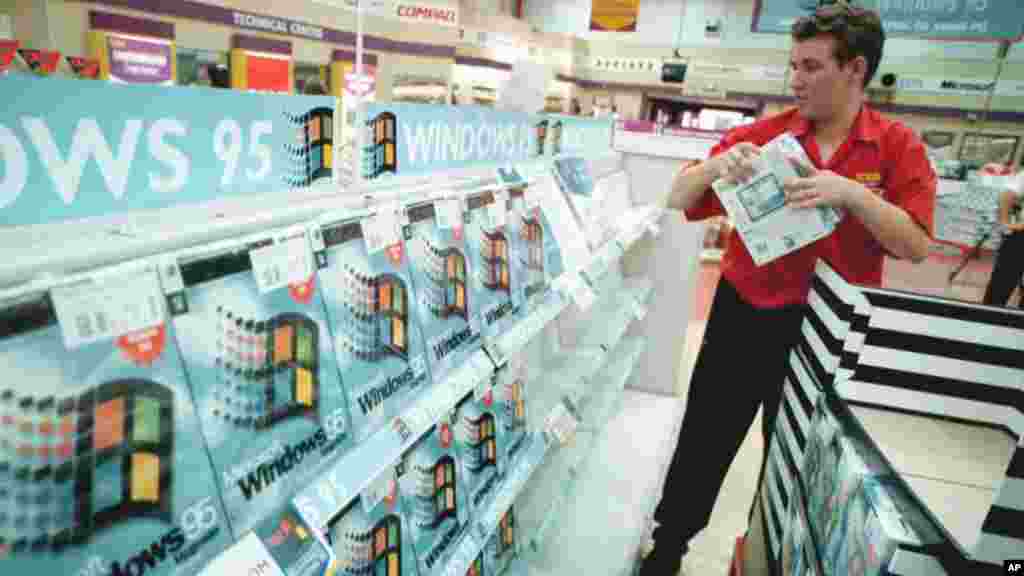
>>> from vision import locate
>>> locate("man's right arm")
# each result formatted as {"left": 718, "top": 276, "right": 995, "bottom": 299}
{"left": 658, "top": 141, "right": 762, "bottom": 214}
{"left": 664, "top": 161, "right": 721, "bottom": 212}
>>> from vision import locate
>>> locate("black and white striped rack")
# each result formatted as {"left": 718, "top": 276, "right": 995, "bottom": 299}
{"left": 759, "top": 258, "right": 1023, "bottom": 575}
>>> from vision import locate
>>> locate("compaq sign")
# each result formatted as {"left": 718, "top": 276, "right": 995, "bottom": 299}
{"left": 396, "top": 3, "right": 457, "bottom": 26}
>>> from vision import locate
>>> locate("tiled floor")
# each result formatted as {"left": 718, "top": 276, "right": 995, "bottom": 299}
{"left": 668, "top": 249, "right": 1017, "bottom": 575}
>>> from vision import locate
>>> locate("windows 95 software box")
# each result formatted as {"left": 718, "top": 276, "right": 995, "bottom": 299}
{"left": 327, "top": 491, "right": 418, "bottom": 576}
{"left": 310, "top": 210, "right": 431, "bottom": 444}
{"left": 801, "top": 396, "right": 945, "bottom": 576}
{"left": 0, "top": 261, "right": 232, "bottom": 575}
{"left": 484, "top": 506, "right": 517, "bottom": 576}
{"left": 506, "top": 180, "right": 567, "bottom": 313}
{"left": 403, "top": 200, "right": 483, "bottom": 384}
{"left": 160, "top": 225, "right": 352, "bottom": 538}
{"left": 396, "top": 421, "right": 469, "bottom": 575}
{"left": 453, "top": 389, "right": 503, "bottom": 519}
{"left": 465, "top": 190, "right": 521, "bottom": 344}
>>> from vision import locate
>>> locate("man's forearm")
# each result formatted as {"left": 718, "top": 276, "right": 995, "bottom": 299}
{"left": 846, "top": 185, "right": 931, "bottom": 262}
{"left": 661, "top": 161, "right": 718, "bottom": 213}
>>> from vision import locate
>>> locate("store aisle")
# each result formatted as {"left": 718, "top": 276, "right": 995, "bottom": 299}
{"left": 669, "top": 250, "right": 1005, "bottom": 575}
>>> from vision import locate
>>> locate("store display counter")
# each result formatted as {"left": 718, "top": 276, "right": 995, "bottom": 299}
{"left": 748, "top": 259, "right": 1024, "bottom": 575}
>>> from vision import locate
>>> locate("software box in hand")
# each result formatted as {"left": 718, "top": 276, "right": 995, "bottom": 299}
{"left": 712, "top": 133, "right": 842, "bottom": 266}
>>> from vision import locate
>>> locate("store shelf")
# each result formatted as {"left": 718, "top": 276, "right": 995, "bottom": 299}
{"left": 439, "top": 433, "right": 549, "bottom": 576}
{"left": 577, "top": 338, "right": 647, "bottom": 434}
{"left": 487, "top": 206, "right": 661, "bottom": 366}
{"left": 291, "top": 208, "right": 661, "bottom": 532}
{"left": 523, "top": 390, "right": 685, "bottom": 576}
{"left": 530, "top": 339, "right": 648, "bottom": 549}
{"left": 441, "top": 337, "right": 647, "bottom": 576}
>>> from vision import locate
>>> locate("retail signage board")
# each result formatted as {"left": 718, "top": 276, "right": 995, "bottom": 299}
{"left": 106, "top": 34, "right": 173, "bottom": 85}
{"left": 883, "top": 75, "right": 997, "bottom": 96}
{"left": 752, "top": 0, "right": 1023, "bottom": 40}
{"left": 0, "top": 73, "right": 337, "bottom": 227}
{"left": 358, "top": 102, "right": 537, "bottom": 184}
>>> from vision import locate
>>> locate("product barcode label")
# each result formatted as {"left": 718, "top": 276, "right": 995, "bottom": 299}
{"left": 157, "top": 256, "right": 184, "bottom": 294}
{"left": 250, "top": 236, "right": 312, "bottom": 294}
{"left": 362, "top": 203, "right": 402, "bottom": 254}
{"left": 51, "top": 269, "right": 165, "bottom": 350}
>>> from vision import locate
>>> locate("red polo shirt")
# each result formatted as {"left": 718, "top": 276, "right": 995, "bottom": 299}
{"left": 685, "top": 106, "right": 936, "bottom": 309}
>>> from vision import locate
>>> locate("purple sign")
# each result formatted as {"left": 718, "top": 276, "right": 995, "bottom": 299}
{"left": 107, "top": 35, "right": 172, "bottom": 84}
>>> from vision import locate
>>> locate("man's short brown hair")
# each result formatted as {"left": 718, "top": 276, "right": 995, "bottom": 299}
{"left": 792, "top": 1, "right": 885, "bottom": 88}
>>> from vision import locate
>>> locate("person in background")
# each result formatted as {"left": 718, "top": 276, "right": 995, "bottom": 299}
{"left": 641, "top": 4, "right": 935, "bottom": 575}
{"left": 981, "top": 162, "right": 1024, "bottom": 307}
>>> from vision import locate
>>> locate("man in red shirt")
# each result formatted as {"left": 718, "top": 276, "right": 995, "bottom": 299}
{"left": 641, "top": 5, "right": 935, "bottom": 575}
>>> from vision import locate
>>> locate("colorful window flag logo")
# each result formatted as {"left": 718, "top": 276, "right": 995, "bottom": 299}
{"left": 18, "top": 49, "right": 61, "bottom": 75}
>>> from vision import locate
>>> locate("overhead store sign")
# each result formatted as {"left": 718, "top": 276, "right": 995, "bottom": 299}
{"left": 107, "top": 34, "right": 173, "bottom": 84}
{"left": 886, "top": 75, "right": 997, "bottom": 95}
{"left": 0, "top": 73, "right": 336, "bottom": 227}
{"left": 752, "top": 0, "right": 1023, "bottom": 40}
{"left": 358, "top": 103, "right": 536, "bottom": 181}
{"left": 81, "top": 0, "right": 456, "bottom": 55}
{"left": 396, "top": 3, "right": 458, "bottom": 27}
{"left": 689, "top": 61, "right": 787, "bottom": 82}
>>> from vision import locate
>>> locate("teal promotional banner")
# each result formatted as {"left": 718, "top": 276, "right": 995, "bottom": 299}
{"left": 752, "top": 0, "right": 1023, "bottom": 40}
{"left": 0, "top": 73, "right": 336, "bottom": 227}
{"left": 360, "top": 102, "right": 537, "bottom": 181}
{"left": 539, "top": 114, "right": 614, "bottom": 158}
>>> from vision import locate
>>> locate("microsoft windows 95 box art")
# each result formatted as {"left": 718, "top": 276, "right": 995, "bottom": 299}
{"left": 464, "top": 191, "right": 521, "bottom": 343}
{"left": 310, "top": 211, "right": 431, "bottom": 444}
{"left": 328, "top": 491, "right": 418, "bottom": 576}
{"left": 397, "top": 421, "right": 469, "bottom": 576}
{"left": 0, "top": 262, "right": 232, "bottom": 576}
{"left": 161, "top": 225, "right": 352, "bottom": 538}
{"left": 404, "top": 200, "right": 483, "bottom": 384}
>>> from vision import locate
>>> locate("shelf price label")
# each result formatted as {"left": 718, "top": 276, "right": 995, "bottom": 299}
{"left": 558, "top": 271, "right": 596, "bottom": 313}
{"left": 199, "top": 532, "right": 286, "bottom": 576}
{"left": 543, "top": 400, "right": 580, "bottom": 447}
{"left": 51, "top": 268, "right": 165, "bottom": 350}
{"left": 488, "top": 191, "right": 508, "bottom": 228}
{"left": 362, "top": 202, "right": 402, "bottom": 254}
{"left": 250, "top": 236, "right": 312, "bottom": 294}
{"left": 435, "top": 195, "right": 461, "bottom": 230}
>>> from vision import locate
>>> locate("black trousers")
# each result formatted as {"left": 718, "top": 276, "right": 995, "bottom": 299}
{"left": 983, "top": 231, "right": 1024, "bottom": 307}
{"left": 652, "top": 278, "right": 807, "bottom": 551}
